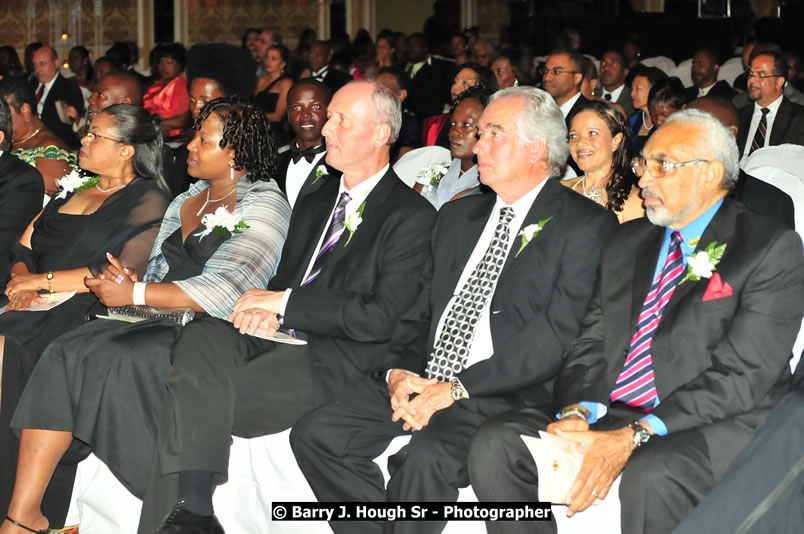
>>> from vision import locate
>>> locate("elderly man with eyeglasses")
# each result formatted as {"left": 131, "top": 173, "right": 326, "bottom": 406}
{"left": 468, "top": 108, "right": 804, "bottom": 534}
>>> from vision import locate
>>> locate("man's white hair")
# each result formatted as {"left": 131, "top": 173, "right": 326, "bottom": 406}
{"left": 489, "top": 86, "right": 569, "bottom": 176}
{"left": 663, "top": 108, "right": 739, "bottom": 189}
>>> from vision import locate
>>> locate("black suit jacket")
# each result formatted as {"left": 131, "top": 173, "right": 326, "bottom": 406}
{"left": 731, "top": 169, "right": 795, "bottom": 229}
{"left": 736, "top": 97, "right": 804, "bottom": 156}
{"left": 556, "top": 198, "right": 804, "bottom": 477}
{"left": 685, "top": 80, "right": 736, "bottom": 103}
{"left": 274, "top": 150, "right": 341, "bottom": 208}
{"left": 271, "top": 167, "right": 436, "bottom": 400}
{"left": 390, "top": 178, "right": 617, "bottom": 405}
{"left": 406, "top": 56, "right": 457, "bottom": 121}
{"left": 0, "top": 152, "right": 44, "bottom": 281}
{"left": 39, "top": 73, "right": 84, "bottom": 149}
{"left": 321, "top": 67, "right": 353, "bottom": 96}
{"left": 595, "top": 84, "right": 634, "bottom": 117}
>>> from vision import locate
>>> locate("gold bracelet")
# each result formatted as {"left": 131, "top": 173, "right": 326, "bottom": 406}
{"left": 46, "top": 271, "right": 55, "bottom": 294}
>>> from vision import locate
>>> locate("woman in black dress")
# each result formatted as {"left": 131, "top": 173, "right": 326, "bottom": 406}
{"left": 0, "top": 104, "right": 170, "bottom": 526}
{"left": 0, "top": 99, "right": 291, "bottom": 534}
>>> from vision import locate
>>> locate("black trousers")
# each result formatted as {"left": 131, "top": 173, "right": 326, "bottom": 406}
{"left": 672, "top": 391, "right": 804, "bottom": 534}
{"left": 290, "top": 374, "right": 521, "bottom": 534}
{"left": 137, "top": 317, "right": 319, "bottom": 534}
{"left": 468, "top": 407, "right": 715, "bottom": 534}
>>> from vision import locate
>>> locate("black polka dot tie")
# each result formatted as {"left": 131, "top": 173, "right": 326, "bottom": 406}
{"left": 426, "top": 206, "right": 515, "bottom": 381}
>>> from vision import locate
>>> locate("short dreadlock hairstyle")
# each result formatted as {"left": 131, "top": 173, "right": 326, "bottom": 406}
{"left": 186, "top": 43, "right": 257, "bottom": 100}
{"left": 194, "top": 97, "right": 277, "bottom": 183}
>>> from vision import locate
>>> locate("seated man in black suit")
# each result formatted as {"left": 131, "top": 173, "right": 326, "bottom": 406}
{"left": 275, "top": 78, "right": 340, "bottom": 208}
{"left": 309, "top": 40, "right": 352, "bottom": 96}
{"left": 404, "top": 32, "right": 457, "bottom": 122}
{"left": 139, "top": 81, "right": 436, "bottom": 534}
{"left": 737, "top": 50, "right": 804, "bottom": 159}
{"left": 671, "top": 358, "right": 804, "bottom": 534}
{"left": 595, "top": 49, "right": 634, "bottom": 117}
{"left": 686, "top": 95, "right": 794, "bottom": 229}
{"left": 685, "top": 47, "right": 736, "bottom": 102}
{"left": 468, "top": 109, "right": 804, "bottom": 534}
{"left": 31, "top": 46, "right": 84, "bottom": 149}
{"left": 0, "top": 99, "right": 44, "bottom": 282}
{"left": 290, "top": 86, "right": 617, "bottom": 534}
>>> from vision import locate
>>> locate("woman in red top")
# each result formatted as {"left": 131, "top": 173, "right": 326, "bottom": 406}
{"left": 143, "top": 43, "right": 190, "bottom": 138}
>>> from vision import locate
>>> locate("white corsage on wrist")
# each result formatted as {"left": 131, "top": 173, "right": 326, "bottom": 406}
{"left": 344, "top": 200, "right": 366, "bottom": 247}
{"left": 194, "top": 206, "right": 249, "bottom": 240}
{"left": 54, "top": 169, "right": 99, "bottom": 200}
{"left": 415, "top": 162, "right": 450, "bottom": 194}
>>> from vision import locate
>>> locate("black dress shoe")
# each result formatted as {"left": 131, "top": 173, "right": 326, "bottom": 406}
{"left": 156, "top": 499, "right": 225, "bottom": 534}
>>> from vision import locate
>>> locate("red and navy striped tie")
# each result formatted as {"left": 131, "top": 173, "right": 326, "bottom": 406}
{"left": 610, "top": 231, "right": 684, "bottom": 411}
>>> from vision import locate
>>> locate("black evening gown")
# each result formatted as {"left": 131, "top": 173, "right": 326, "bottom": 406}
{"left": 0, "top": 178, "right": 168, "bottom": 527}
{"left": 11, "top": 225, "right": 227, "bottom": 513}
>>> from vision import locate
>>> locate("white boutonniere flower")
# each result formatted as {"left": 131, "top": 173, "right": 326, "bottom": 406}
{"left": 343, "top": 200, "right": 366, "bottom": 247}
{"left": 312, "top": 165, "right": 328, "bottom": 186}
{"left": 679, "top": 241, "right": 726, "bottom": 285}
{"left": 515, "top": 216, "right": 553, "bottom": 258}
{"left": 194, "top": 206, "right": 249, "bottom": 240}
{"left": 54, "top": 169, "right": 99, "bottom": 200}
{"left": 415, "top": 162, "right": 450, "bottom": 193}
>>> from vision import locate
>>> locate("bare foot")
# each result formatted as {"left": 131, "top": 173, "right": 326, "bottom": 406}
{"left": 0, "top": 514, "right": 49, "bottom": 534}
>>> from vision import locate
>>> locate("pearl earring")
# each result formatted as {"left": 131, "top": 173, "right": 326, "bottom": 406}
{"left": 230, "top": 162, "right": 235, "bottom": 180}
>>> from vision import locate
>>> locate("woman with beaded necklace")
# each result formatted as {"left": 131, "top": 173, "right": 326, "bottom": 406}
{"left": 0, "top": 77, "right": 75, "bottom": 197}
{"left": 561, "top": 100, "right": 645, "bottom": 223}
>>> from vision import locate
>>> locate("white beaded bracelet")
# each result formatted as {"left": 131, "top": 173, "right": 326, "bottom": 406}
{"left": 132, "top": 282, "right": 147, "bottom": 305}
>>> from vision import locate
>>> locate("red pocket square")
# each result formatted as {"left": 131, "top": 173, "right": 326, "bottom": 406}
{"left": 702, "top": 272, "right": 733, "bottom": 301}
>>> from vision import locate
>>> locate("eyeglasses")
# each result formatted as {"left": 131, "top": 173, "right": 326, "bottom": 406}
{"left": 631, "top": 157, "right": 709, "bottom": 178}
{"left": 745, "top": 70, "right": 782, "bottom": 80}
{"left": 539, "top": 66, "right": 580, "bottom": 77}
{"left": 84, "top": 131, "right": 124, "bottom": 144}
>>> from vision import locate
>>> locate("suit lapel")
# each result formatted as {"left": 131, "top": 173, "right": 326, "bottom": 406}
{"left": 661, "top": 200, "right": 736, "bottom": 320}
{"left": 769, "top": 98, "right": 793, "bottom": 146}
{"left": 289, "top": 179, "right": 340, "bottom": 287}
{"left": 433, "top": 195, "right": 497, "bottom": 318}
{"left": 737, "top": 106, "right": 752, "bottom": 154}
{"left": 315, "top": 168, "right": 396, "bottom": 270}
{"left": 497, "top": 178, "right": 561, "bottom": 286}
{"left": 297, "top": 159, "right": 340, "bottom": 200}
{"left": 629, "top": 227, "right": 665, "bottom": 329}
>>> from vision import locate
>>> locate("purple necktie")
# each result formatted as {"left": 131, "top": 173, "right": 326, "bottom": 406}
{"left": 300, "top": 191, "right": 351, "bottom": 287}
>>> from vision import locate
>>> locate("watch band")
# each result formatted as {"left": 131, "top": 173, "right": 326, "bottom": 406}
{"left": 46, "top": 271, "right": 55, "bottom": 294}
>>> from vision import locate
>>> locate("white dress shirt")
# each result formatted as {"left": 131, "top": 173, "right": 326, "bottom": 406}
{"left": 426, "top": 181, "right": 548, "bottom": 395}
{"left": 742, "top": 94, "right": 784, "bottom": 159}
{"left": 280, "top": 164, "right": 389, "bottom": 315}
{"left": 285, "top": 149, "right": 326, "bottom": 208}
{"left": 36, "top": 72, "right": 59, "bottom": 116}
{"left": 602, "top": 83, "right": 625, "bottom": 103}
{"left": 559, "top": 92, "right": 582, "bottom": 119}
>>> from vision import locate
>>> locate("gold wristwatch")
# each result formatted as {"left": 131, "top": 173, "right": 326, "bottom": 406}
{"left": 46, "top": 271, "right": 55, "bottom": 294}
{"left": 450, "top": 378, "right": 468, "bottom": 401}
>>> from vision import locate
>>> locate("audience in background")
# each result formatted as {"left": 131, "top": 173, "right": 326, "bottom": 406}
{"left": 142, "top": 43, "right": 189, "bottom": 138}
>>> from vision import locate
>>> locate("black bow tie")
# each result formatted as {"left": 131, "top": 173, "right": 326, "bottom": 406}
{"left": 290, "top": 144, "right": 326, "bottom": 164}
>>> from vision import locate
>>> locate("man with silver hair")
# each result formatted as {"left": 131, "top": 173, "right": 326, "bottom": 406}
{"left": 468, "top": 108, "right": 804, "bottom": 534}
{"left": 143, "top": 81, "right": 436, "bottom": 534}
{"left": 291, "top": 86, "right": 616, "bottom": 534}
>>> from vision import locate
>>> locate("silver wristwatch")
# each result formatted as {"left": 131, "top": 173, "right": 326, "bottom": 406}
{"left": 628, "top": 421, "right": 651, "bottom": 449}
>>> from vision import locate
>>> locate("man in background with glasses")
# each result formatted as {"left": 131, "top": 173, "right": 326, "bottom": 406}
{"left": 541, "top": 49, "right": 588, "bottom": 124}
{"left": 736, "top": 50, "right": 804, "bottom": 160}
{"left": 469, "top": 109, "right": 804, "bottom": 534}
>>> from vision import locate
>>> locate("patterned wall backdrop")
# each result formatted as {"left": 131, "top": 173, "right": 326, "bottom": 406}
{"left": 186, "top": 0, "right": 324, "bottom": 45}
{"left": 2, "top": 0, "right": 137, "bottom": 60}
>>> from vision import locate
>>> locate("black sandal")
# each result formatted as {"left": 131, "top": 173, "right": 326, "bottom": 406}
{"left": 4, "top": 516, "right": 48, "bottom": 534}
